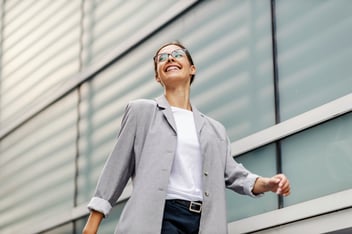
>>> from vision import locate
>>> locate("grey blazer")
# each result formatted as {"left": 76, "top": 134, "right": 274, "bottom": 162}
{"left": 88, "top": 95, "right": 259, "bottom": 234}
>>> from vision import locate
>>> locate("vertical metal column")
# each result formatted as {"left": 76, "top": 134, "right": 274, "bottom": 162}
{"left": 270, "top": 0, "right": 284, "bottom": 209}
{"left": 0, "top": 0, "right": 4, "bottom": 130}
{"left": 73, "top": 0, "right": 85, "bottom": 233}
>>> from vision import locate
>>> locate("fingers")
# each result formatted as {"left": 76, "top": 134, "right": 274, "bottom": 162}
{"left": 275, "top": 174, "right": 291, "bottom": 196}
{"left": 266, "top": 174, "right": 291, "bottom": 196}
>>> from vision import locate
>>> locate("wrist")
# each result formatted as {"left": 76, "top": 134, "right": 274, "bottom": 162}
{"left": 262, "top": 177, "right": 271, "bottom": 191}
{"left": 253, "top": 177, "right": 270, "bottom": 194}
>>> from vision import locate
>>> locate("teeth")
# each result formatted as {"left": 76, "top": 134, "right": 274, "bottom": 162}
{"left": 166, "top": 66, "right": 179, "bottom": 72}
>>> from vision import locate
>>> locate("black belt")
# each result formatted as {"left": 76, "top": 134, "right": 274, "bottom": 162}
{"left": 171, "top": 199, "right": 202, "bottom": 213}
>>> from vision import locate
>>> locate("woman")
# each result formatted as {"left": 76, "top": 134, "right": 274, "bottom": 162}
{"left": 83, "top": 42, "right": 290, "bottom": 234}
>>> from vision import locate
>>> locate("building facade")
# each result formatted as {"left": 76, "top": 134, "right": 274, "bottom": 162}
{"left": 0, "top": 0, "right": 351, "bottom": 233}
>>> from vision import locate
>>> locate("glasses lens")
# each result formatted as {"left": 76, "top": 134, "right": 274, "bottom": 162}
{"left": 158, "top": 53, "right": 168, "bottom": 62}
{"left": 172, "top": 49, "right": 185, "bottom": 59}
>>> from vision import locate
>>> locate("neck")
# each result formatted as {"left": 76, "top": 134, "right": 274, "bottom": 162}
{"left": 164, "top": 87, "right": 191, "bottom": 111}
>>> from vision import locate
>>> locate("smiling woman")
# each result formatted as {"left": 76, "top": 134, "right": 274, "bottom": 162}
{"left": 82, "top": 41, "right": 290, "bottom": 234}
{"left": 153, "top": 41, "right": 196, "bottom": 85}
{"left": 153, "top": 43, "right": 196, "bottom": 103}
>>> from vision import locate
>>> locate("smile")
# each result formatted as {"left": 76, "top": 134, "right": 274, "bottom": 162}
{"left": 165, "top": 65, "right": 181, "bottom": 72}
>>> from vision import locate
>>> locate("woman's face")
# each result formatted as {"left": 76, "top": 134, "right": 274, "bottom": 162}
{"left": 154, "top": 44, "right": 196, "bottom": 87}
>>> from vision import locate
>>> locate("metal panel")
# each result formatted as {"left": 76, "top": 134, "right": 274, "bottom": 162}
{"left": 228, "top": 189, "right": 352, "bottom": 233}
{"left": 0, "top": 0, "right": 81, "bottom": 127}
{"left": 231, "top": 93, "right": 352, "bottom": 156}
{"left": 0, "top": 0, "right": 3, "bottom": 126}
{"left": 82, "top": 0, "right": 190, "bottom": 66}
{"left": 0, "top": 92, "right": 77, "bottom": 233}
{"left": 41, "top": 223, "right": 73, "bottom": 234}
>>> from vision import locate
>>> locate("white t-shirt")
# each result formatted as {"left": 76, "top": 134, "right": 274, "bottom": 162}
{"left": 166, "top": 106, "right": 203, "bottom": 201}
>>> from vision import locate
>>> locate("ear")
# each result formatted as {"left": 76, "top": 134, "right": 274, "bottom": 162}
{"left": 190, "top": 65, "right": 196, "bottom": 75}
{"left": 155, "top": 76, "right": 164, "bottom": 87}
{"left": 155, "top": 75, "right": 161, "bottom": 83}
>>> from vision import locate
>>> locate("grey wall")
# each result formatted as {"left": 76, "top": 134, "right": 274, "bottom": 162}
{"left": 1, "top": 1, "right": 351, "bottom": 233}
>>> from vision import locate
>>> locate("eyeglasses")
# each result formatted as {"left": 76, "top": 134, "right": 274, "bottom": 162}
{"left": 154, "top": 49, "right": 187, "bottom": 63}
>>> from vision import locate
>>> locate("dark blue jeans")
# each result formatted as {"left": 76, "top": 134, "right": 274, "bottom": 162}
{"left": 161, "top": 200, "right": 201, "bottom": 234}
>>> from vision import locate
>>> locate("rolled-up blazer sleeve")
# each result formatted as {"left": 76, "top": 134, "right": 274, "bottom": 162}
{"left": 224, "top": 137, "right": 261, "bottom": 197}
{"left": 88, "top": 102, "right": 137, "bottom": 217}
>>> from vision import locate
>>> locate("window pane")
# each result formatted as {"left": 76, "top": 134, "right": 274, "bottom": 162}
{"left": 276, "top": 0, "right": 352, "bottom": 120}
{"left": 187, "top": 0, "right": 276, "bottom": 141}
{"left": 282, "top": 112, "right": 352, "bottom": 206}
{"left": 227, "top": 144, "right": 277, "bottom": 221}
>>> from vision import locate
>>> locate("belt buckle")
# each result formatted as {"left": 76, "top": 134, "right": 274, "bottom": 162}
{"left": 189, "top": 201, "right": 202, "bottom": 213}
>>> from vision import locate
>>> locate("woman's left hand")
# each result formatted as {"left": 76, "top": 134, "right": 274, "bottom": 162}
{"left": 267, "top": 174, "right": 291, "bottom": 196}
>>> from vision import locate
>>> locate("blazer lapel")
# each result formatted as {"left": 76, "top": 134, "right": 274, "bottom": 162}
{"left": 155, "top": 95, "right": 177, "bottom": 134}
{"left": 192, "top": 105, "right": 206, "bottom": 136}
{"left": 155, "top": 95, "right": 206, "bottom": 136}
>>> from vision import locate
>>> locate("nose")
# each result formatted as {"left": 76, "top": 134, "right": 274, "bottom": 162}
{"left": 167, "top": 54, "right": 175, "bottom": 61}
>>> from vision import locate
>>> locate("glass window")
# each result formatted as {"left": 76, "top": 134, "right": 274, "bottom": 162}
{"left": 282, "top": 112, "right": 352, "bottom": 206}
{"left": 227, "top": 144, "right": 278, "bottom": 221}
{"left": 276, "top": 0, "right": 352, "bottom": 120}
{"left": 185, "top": 0, "right": 276, "bottom": 141}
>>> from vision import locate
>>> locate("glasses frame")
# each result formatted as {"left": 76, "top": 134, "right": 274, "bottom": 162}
{"left": 154, "top": 49, "right": 187, "bottom": 63}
